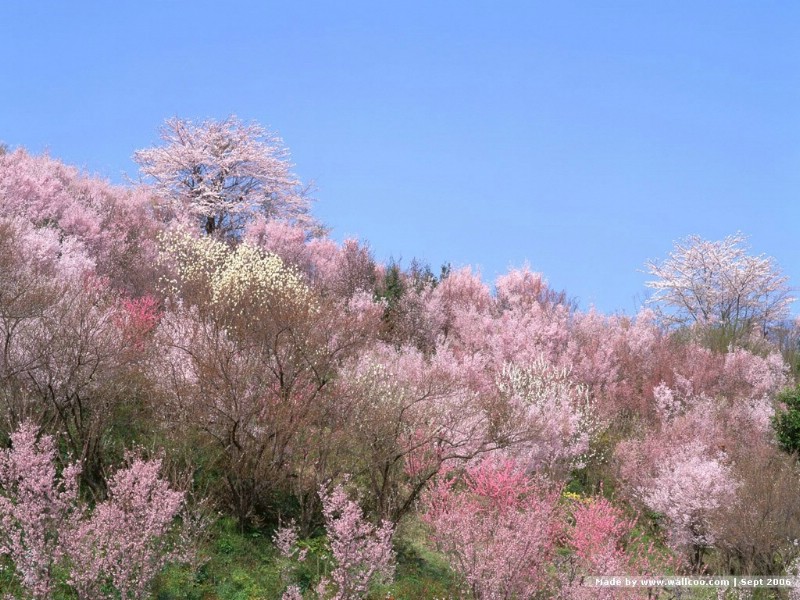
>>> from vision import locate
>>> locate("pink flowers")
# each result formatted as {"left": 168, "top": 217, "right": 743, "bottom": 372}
{"left": 0, "top": 423, "right": 192, "bottom": 599}
{"left": 317, "top": 483, "right": 395, "bottom": 600}
{"left": 0, "top": 422, "right": 80, "bottom": 599}
{"left": 0, "top": 148, "right": 158, "bottom": 291}
{"left": 640, "top": 442, "right": 738, "bottom": 553}
{"left": 275, "top": 483, "right": 395, "bottom": 600}
{"left": 134, "top": 116, "right": 313, "bottom": 237}
{"left": 645, "top": 233, "right": 794, "bottom": 340}
{"left": 423, "top": 457, "right": 561, "bottom": 599}
{"left": 65, "top": 456, "right": 188, "bottom": 600}
{"left": 569, "top": 498, "right": 639, "bottom": 574}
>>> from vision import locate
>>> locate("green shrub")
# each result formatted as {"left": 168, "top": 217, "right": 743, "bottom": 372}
{"left": 773, "top": 385, "right": 800, "bottom": 455}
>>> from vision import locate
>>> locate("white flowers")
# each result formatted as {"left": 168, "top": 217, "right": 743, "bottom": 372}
{"left": 496, "top": 358, "right": 598, "bottom": 472}
{"left": 645, "top": 233, "right": 793, "bottom": 339}
{"left": 158, "top": 230, "right": 317, "bottom": 317}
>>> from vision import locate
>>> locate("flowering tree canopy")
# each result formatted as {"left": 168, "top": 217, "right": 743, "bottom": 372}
{"left": 134, "top": 116, "right": 311, "bottom": 237}
{"left": 0, "top": 423, "right": 191, "bottom": 600}
{"left": 422, "top": 457, "right": 561, "bottom": 599}
{"left": 645, "top": 233, "right": 793, "bottom": 341}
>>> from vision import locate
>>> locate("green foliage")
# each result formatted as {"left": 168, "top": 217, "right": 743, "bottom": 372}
{"left": 439, "top": 261, "right": 451, "bottom": 283}
{"left": 376, "top": 261, "right": 404, "bottom": 308}
{"left": 773, "top": 385, "right": 800, "bottom": 455}
{"left": 773, "top": 320, "right": 800, "bottom": 381}
{"left": 382, "top": 519, "right": 461, "bottom": 600}
{"left": 374, "top": 261, "right": 406, "bottom": 343}
{"left": 0, "top": 556, "right": 23, "bottom": 598}
{"left": 150, "top": 515, "right": 465, "bottom": 599}
{"left": 155, "top": 517, "right": 283, "bottom": 600}
{"left": 565, "top": 427, "right": 618, "bottom": 499}
{"left": 101, "top": 386, "right": 157, "bottom": 469}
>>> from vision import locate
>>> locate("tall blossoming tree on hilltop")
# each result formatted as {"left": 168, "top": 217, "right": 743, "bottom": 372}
{"left": 645, "top": 233, "right": 793, "bottom": 344}
{"left": 134, "top": 116, "right": 312, "bottom": 237}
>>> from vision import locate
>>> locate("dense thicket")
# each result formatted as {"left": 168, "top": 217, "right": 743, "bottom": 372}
{"left": 0, "top": 119, "right": 798, "bottom": 599}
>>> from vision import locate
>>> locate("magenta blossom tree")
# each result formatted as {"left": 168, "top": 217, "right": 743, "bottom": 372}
{"left": 561, "top": 497, "right": 663, "bottom": 599}
{"left": 422, "top": 456, "right": 561, "bottom": 599}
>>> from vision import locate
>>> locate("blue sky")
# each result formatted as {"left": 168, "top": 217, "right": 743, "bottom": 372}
{"left": 2, "top": 2, "right": 798, "bottom": 315}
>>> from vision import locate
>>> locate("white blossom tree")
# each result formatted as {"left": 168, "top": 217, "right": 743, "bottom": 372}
{"left": 645, "top": 233, "right": 794, "bottom": 342}
{"left": 134, "top": 116, "right": 312, "bottom": 237}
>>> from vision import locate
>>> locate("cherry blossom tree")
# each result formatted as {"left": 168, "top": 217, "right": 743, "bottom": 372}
{"left": 0, "top": 423, "right": 191, "bottom": 600}
{"left": 65, "top": 455, "right": 189, "bottom": 600}
{"left": 645, "top": 233, "right": 793, "bottom": 343}
{"left": 135, "top": 116, "right": 312, "bottom": 237}
{"left": 615, "top": 394, "right": 740, "bottom": 571}
{"left": 0, "top": 148, "right": 159, "bottom": 294}
{"left": 0, "top": 422, "right": 80, "bottom": 599}
{"left": 0, "top": 217, "right": 151, "bottom": 498}
{"left": 493, "top": 359, "right": 596, "bottom": 476}
{"left": 271, "top": 483, "right": 394, "bottom": 600}
{"left": 153, "top": 231, "right": 380, "bottom": 526}
{"left": 316, "top": 482, "right": 395, "bottom": 599}
{"left": 335, "top": 342, "right": 493, "bottom": 522}
{"left": 639, "top": 441, "right": 737, "bottom": 568}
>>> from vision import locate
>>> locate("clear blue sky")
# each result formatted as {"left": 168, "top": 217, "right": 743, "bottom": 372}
{"left": 2, "top": 2, "right": 798, "bottom": 315}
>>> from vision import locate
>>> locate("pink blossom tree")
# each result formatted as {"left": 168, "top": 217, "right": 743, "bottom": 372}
{"left": 0, "top": 424, "right": 192, "bottom": 600}
{"left": 490, "top": 268, "right": 572, "bottom": 369}
{"left": 643, "top": 443, "right": 738, "bottom": 567}
{"left": 270, "top": 484, "right": 395, "bottom": 600}
{"left": 0, "top": 422, "right": 80, "bottom": 599}
{"left": 135, "top": 116, "right": 313, "bottom": 237}
{"left": 65, "top": 456, "right": 188, "bottom": 600}
{"left": 569, "top": 497, "right": 637, "bottom": 574}
{"left": 0, "top": 216, "right": 149, "bottom": 498}
{"left": 616, "top": 421, "right": 738, "bottom": 571}
{"left": 421, "top": 266, "right": 494, "bottom": 362}
{"left": 0, "top": 148, "right": 159, "bottom": 294}
{"left": 316, "top": 482, "right": 395, "bottom": 600}
{"left": 335, "top": 342, "right": 493, "bottom": 522}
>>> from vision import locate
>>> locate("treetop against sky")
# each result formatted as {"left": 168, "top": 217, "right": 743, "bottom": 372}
{"left": 1, "top": 2, "right": 797, "bottom": 315}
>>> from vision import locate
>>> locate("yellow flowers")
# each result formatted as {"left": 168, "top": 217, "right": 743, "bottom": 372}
{"left": 562, "top": 491, "right": 590, "bottom": 504}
